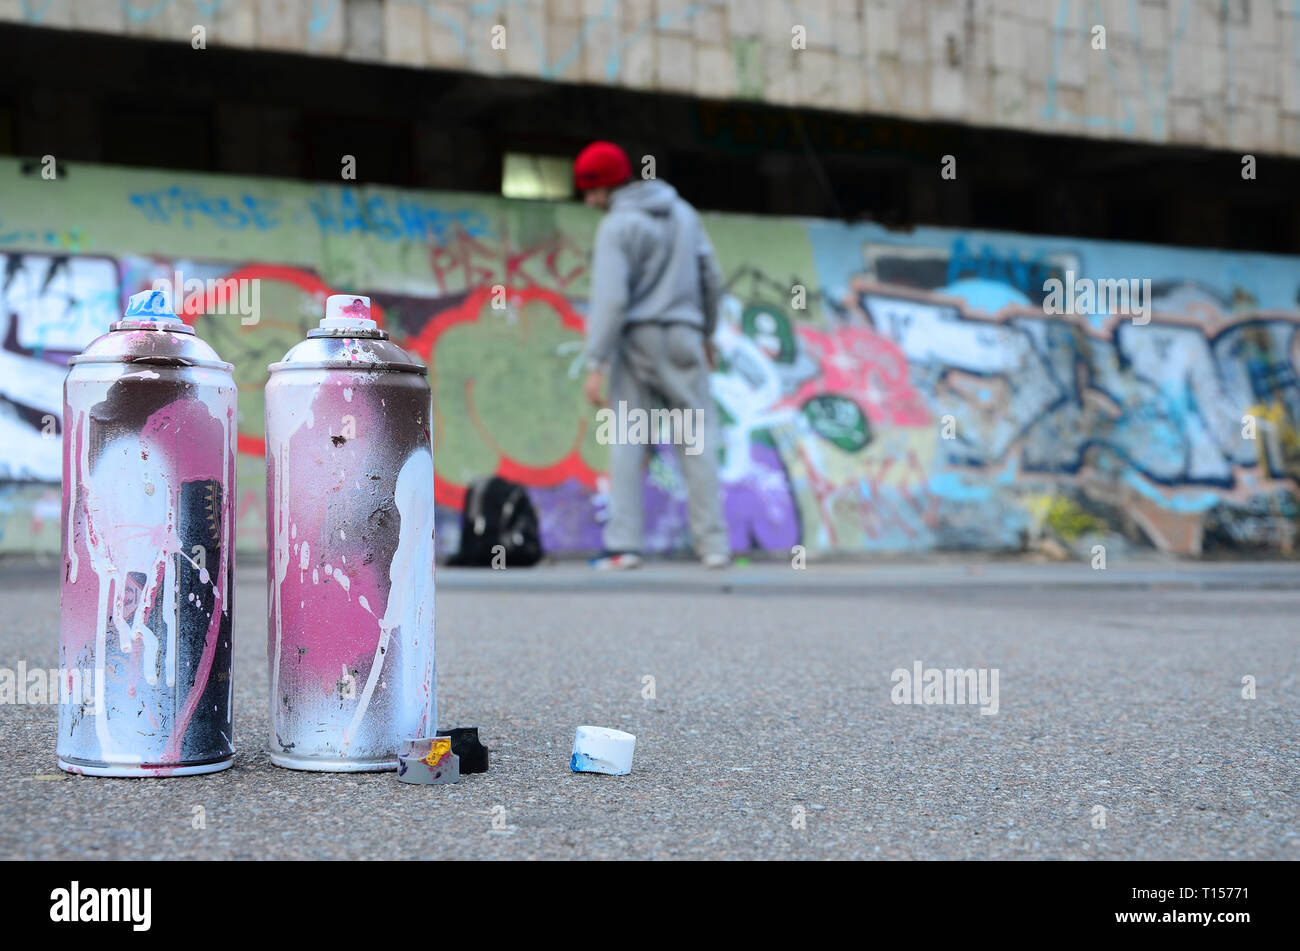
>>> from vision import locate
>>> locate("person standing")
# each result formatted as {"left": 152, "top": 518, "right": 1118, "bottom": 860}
{"left": 574, "top": 141, "right": 729, "bottom": 570}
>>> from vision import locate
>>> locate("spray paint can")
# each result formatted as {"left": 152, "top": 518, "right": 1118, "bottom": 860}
{"left": 58, "top": 289, "right": 237, "bottom": 777}
{"left": 265, "top": 295, "right": 435, "bottom": 771}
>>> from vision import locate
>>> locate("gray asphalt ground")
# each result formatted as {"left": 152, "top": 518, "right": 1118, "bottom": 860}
{"left": 1, "top": 555, "right": 1296, "bottom": 860}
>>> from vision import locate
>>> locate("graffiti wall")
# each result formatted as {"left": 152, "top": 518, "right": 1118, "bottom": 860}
{"left": 3, "top": 158, "right": 1299, "bottom": 557}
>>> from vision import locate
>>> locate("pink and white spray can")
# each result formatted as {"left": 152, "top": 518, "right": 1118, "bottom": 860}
{"left": 58, "top": 289, "right": 237, "bottom": 777}
{"left": 265, "top": 295, "right": 435, "bottom": 771}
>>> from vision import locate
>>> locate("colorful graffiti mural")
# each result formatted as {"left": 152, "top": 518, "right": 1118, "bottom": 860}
{"left": 3, "top": 158, "right": 1299, "bottom": 556}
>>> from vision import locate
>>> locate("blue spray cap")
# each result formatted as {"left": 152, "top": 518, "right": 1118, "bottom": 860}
{"left": 124, "top": 288, "right": 179, "bottom": 321}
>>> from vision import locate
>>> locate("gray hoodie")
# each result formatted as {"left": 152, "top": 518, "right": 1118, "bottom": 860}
{"left": 583, "top": 179, "right": 724, "bottom": 370}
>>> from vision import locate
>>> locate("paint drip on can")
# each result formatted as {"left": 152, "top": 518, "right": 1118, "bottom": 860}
{"left": 58, "top": 289, "right": 237, "bottom": 777}
{"left": 265, "top": 294, "right": 436, "bottom": 771}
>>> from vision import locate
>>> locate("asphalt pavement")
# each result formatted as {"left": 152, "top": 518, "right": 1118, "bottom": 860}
{"left": 1, "top": 556, "right": 1296, "bottom": 859}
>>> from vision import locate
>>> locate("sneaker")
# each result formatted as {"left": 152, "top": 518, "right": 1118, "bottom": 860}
{"left": 591, "top": 551, "right": 642, "bottom": 571}
{"left": 701, "top": 553, "right": 730, "bottom": 570}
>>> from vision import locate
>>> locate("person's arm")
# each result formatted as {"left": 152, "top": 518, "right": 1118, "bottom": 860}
{"left": 582, "top": 216, "right": 631, "bottom": 375}
{"left": 697, "top": 219, "right": 723, "bottom": 338}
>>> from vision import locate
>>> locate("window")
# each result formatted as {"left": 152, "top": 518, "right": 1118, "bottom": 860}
{"left": 501, "top": 152, "right": 572, "bottom": 200}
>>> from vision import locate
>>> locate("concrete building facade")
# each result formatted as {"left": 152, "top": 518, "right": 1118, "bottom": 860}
{"left": 5, "top": 0, "right": 1300, "bottom": 156}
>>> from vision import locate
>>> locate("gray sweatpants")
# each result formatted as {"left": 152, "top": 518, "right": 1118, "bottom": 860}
{"left": 604, "top": 322, "right": 728, "bottom": 558}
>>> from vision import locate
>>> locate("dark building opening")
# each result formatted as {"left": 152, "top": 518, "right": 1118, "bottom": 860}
{"left": 2, "top": 22, "right": 1295, "bottom": 255}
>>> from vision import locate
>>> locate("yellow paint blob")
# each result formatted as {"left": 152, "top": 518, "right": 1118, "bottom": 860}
{"left": 421, "top": 738, "right": 452, "bottom": 768}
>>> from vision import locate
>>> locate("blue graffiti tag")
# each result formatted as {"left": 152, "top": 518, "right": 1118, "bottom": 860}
{"left": 308, "top": 188, "right": 490, "bottom": 243}
{"left": 128, "top": 186, "right": 281, "bottom": 231}
{"left": 946, "top": 237, "right": 1058, "bottom": 303}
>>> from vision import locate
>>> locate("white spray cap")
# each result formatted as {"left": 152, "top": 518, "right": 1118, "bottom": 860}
{"left": 319, "top": 294, "right": 377, "bottom": 332}
{"left": 571, "top": 725, "right": 636, "bottom": 775}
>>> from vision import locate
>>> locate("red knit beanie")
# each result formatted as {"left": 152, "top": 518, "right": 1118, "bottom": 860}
{"left": 574, "top": 141, "right": 631, "bottom": 191}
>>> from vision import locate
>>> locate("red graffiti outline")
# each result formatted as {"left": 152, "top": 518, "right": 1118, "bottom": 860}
{"left": 428, "top": 224, "right": 588, "bottom": 293}
{"left": 409, "top": 284, "right": 597, "bottom": 508}
{"left": 179, "top": 265, "right": 388, "bottom": 457}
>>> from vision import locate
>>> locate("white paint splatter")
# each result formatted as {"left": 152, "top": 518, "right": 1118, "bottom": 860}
{"left": 65, "top": 415, "right": 79, "bottom": 583}
{"left": 331, "top": 567, "right": 351, "bottom": 600}
{"left": 345, "top": 448, "right": 435, "bottom": 748}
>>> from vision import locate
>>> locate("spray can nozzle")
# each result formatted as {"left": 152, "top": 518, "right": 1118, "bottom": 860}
{"left": 124, "top": 288, "right": 179, "bottom": 321}
{"left": 319, "top": 295, "right": 378, "bottom": 332}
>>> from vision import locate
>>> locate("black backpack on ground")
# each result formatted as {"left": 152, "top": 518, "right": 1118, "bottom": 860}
{"left": 447, "top": 476, "right": 543, "bottom": 567}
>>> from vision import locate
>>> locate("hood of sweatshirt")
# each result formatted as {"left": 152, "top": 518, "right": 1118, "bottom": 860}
{"left": 609, "top": 179, "right": 678, "bottom": 216}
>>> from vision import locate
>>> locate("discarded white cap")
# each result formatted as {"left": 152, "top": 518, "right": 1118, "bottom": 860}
{"left": 571, "top": 726, "right": 635, "bottom": 775}
{"left": 319, "top": 294, "right": 377, "bottom": 332}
